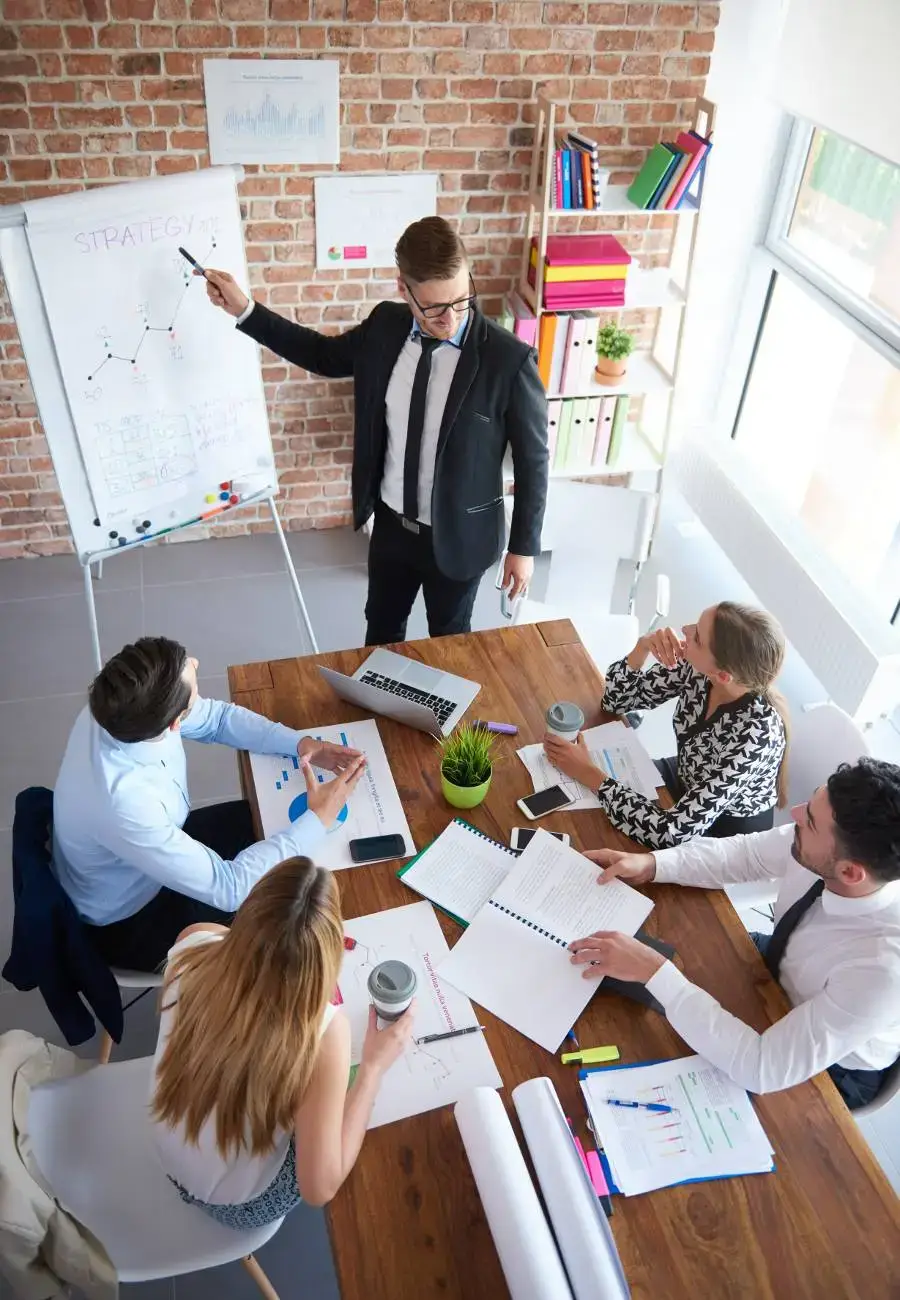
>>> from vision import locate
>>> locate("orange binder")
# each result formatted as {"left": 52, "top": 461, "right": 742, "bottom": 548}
{"left": 537, "top": 314, "right": 557, "bottom": 390}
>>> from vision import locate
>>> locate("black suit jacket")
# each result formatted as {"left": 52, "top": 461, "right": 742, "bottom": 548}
{"left": 239, "top": 300, "right": 548, "bottom": 582}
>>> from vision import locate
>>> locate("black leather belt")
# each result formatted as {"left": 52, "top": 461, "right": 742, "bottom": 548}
{"left": 378, "top": 499, "right": 430, "bottom": 535}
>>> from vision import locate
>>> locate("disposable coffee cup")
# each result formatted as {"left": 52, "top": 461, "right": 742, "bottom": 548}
{"left": 367, "top": 960, "right": 417, "bottom": 1023}
{"left": 545, "top": 701, "right": 585, "bottom": 741}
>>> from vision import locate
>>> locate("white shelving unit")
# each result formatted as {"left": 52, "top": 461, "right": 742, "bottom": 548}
{"left": 516, "top": 95, "right": 716, "bottom": 496}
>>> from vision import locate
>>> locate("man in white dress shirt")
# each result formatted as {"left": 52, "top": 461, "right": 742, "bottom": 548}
{"left": 570, "top": 759, "right": 900, "bottom": 1110}
{"left": 53, "top": 636, "right": 365, "bottom": 972}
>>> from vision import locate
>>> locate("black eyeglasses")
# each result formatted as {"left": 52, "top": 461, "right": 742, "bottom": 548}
{"left": 403, "top": 275, "right": 477, "bottom": 320}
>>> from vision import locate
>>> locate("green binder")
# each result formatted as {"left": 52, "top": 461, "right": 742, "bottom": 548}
{"left": 627, "top": 143, "right": 677, "bottom": 209}
{"left": 555, "top": 400, "right": 575, "bottom": 470}
{"left": 606, "top": 395, "right": 631, "bottom": 466}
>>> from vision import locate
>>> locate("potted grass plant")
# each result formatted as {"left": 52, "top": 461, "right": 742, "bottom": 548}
{"left": 438, "top": 723, "right": 496, "bottom": 810}
{"left": 594, "top": 321, "right": 634, "bottom": 386}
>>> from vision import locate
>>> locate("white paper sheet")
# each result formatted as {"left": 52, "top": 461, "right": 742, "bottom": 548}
{"left": 438, "top": 831, "right": 654, "bottom": 1052}
{"left": 581, "top": 1055, "right": 775, "bottom": 1196}
{"left": 249, "top": 718, "right": 414, "bottom": 870}
{"left": 23, "top": 170, "right": 274, "bottom": 532}
{"left": 513, "top": 1077, "right": 631, "bottom": 1300}
{"left": 455, "top": 1088, "right": 574, "bottom": 1300}
{"left": 518, "top": 721, "right": 661, "bottom": 810}
{"left": 204, "top": 59, "right": 339, "bottom": 165}
{"left": 399, "top": 820, "right": 518, "bottom": 924}
{"left": 339, "top": 903, "right": 502, "bottom": 1127}
{"left": 314, "top": 173, "right": 438, "bottom": 269}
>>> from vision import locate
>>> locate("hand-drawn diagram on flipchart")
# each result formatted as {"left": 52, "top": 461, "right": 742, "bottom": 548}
{"left": 22, "top": 169, "right": 275, "bottom": 533}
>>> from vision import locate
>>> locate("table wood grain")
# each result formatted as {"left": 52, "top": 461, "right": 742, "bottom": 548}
{"left": 228, "top": 624, "right": 900, "bottom": 1300}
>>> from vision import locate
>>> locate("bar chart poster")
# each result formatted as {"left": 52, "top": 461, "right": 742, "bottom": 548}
{"left": 203, "top": 59, "right": 339, "bottom": 166}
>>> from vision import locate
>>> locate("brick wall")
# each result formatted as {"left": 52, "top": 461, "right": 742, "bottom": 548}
{"left": 0, "top": 0, "right": 718, "bottom": 559}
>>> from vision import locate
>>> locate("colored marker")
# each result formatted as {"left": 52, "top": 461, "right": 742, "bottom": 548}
{"left": 415, "top": 1025, "right": 485, "bottom": 1045}
{"left": 473, "top": 719, "right": 519, "bottom": 735}
{"left": 604, "top": 1098, "right": 673, "bottom": 1115}
{"left": 561, "top": 1044, "right": 620, "bottom": 1066}
{"left": 178, "top": 245, "right": 207, "bottom": 277}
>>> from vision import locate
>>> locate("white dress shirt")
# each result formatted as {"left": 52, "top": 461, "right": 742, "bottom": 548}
{"left": 380, "top": 316, "right": 467, "bottom": 526}
{"left": 237, "top": 302, "right": 467, "bottom": 527}
{"left": 52, "top": 700, "right": 325, "bottom": 925}
{"left": 645, "top": 824, "right": 900, "bottom": 1092}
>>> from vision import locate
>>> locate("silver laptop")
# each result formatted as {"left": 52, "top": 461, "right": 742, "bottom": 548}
{"left": 318, "top": 648, "right": 480, "bottom": 738}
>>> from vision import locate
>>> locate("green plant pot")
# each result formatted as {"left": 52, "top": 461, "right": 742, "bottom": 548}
{"left": 441, "top": 765, "right": 492, "bottom": 810}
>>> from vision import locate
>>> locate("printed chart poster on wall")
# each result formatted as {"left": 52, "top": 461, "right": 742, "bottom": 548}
{"left": 314, "top": 173, "right": 439, "bottom": 270}
{"left": 23, "top": 168, "right": 275, "bottom": 533}
{"left": 203, "top": 59, "right": 340, "bottom": 167}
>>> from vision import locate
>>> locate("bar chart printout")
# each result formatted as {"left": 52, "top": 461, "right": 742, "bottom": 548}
{"left": 203, "top": 59, "right": 340, "bottom": 165}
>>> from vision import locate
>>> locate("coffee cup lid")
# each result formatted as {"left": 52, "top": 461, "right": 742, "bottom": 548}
{"left": 367, "top": 960, "right": 417, "bottom": 1003}
{"left": 546, "top": 701, "right": 585, "bottom": 730}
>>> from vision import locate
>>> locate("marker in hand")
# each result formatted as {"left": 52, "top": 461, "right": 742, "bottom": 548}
{"left": 178, "top": 246, "right": 208, "bottom": 279}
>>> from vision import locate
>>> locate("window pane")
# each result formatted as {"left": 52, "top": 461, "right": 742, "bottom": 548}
{"left": 787, "top": 128, "right": 900, "bottom": 329}
{"left": 734, "top": 274, "right": 900, "bottom": 623}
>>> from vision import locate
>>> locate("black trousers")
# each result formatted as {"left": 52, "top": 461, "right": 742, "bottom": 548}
{"left": 655, "top": 756, "right": 776, "bottom": 839}
{"left": 365, "top": 501, "right": 482, "bottom": 646}
{"left": 87, "top": 800, "right": 255, "bottom": 973}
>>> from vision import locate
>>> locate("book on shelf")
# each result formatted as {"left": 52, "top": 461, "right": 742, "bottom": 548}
{"left": 592, "top": 395, "right": 616, "bottom": 465}
{"left": 546, "top": 398, "right": 562, "bottom": 464}
{"left": 537, "top": 313, "right": 557, "bottom": 389}
{"left": 627, "top": 132, "right": 712, "bottom": 210}
{"left": 560, "top": 146, "right": 573, "bottom": 209}
{"left": 542, "top": 284, "right": 625, "bottom": 310}
{"left": 606, "top": 394, "right": 631, "bottom": 466}
{"left": 506, "top": 290, "right": 537, "bottom": 346}
{"left": 529, "top": 250, "right": 629, "bottom": 282}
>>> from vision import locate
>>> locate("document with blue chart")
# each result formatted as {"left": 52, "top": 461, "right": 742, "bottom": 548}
{"left": 248, "top": 718, "right": 415, "bottom": 870}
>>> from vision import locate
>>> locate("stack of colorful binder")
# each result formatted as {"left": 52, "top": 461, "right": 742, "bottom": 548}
{"left": 528, "top": 234, "right": 631, "bottom": 311}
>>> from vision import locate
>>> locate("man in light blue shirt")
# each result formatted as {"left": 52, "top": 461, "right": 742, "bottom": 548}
{"left": 53, "top": 635, "right": 365, "bottom": 972}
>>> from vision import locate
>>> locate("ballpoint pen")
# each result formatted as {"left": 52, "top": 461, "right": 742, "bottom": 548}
{"left": 604, "top": 1097, "right": 674, "bottom": 1115}
{"left": 415, "top": 1025, "right": 486, "bottom": 1045}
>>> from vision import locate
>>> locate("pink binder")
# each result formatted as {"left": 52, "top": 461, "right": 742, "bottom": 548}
{"left": 664, "top": 132, "right": 709, "bottom": 210}
{"left": 559, "top": 316, "right": 588, "bottom": 397}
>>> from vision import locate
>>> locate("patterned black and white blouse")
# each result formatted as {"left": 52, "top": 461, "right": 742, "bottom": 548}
{"left": 597, "top": 657, "right": 786, "bottom": 849}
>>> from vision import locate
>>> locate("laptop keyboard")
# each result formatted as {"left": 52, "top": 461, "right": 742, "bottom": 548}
{"left": 359, "top": 671, "right": 456, "bottom": 726}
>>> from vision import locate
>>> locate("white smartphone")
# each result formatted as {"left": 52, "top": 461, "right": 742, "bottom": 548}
{"left": 516, "top": 784, "right": 575, "bottom": 820}
{"left": 510, "top": 826, "right": 571, "bottom": 852}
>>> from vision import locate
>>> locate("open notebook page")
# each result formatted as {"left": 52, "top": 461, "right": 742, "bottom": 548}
{"left": 398, "top": 820, "right": 516, "bottom": 924}
{"left": 438, "top": 830, "right": 654, "bottom": 1052}
{"left": 491, "top": 829, "right": 653, "bottom": 944}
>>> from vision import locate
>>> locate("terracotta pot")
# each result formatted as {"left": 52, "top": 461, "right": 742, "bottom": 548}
{"left": 594, "top": 354, "right": 628, "bottom": 385}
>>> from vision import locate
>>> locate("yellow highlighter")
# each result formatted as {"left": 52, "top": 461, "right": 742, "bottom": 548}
{"left": 561, "top": 1045, "right": 620, "bottom": 1066}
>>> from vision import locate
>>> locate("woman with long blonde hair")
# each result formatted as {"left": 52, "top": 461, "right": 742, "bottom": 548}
{"left": 544, "top": 601, "right": 789, "bottom": 849}
{"left": 150, "top": 855, "right": 414, "bottom": 1228}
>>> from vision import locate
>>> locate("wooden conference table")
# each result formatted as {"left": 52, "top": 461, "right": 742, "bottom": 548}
{"left": 229, "top": 623, "right": 900, "bottom": 1300}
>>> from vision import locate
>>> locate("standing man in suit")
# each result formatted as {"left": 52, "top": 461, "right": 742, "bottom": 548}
{"left": 202, "top": 217, "right": 548, "bottom": 645}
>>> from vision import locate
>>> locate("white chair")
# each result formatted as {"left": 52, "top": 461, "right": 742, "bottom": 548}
{"left": 513, "top": 597, "right": 640, "bottom": 676}
{"left": 853, "top": 1057, "right": 900, "bottom": 1119}
{"left": 29, "top": 1057, "right": 284, "bottom": 1299}
{"left": 98, "top": 969, "right": 165, "bottom": 1065}
{"left": 726, "top": 702, "right": 871, "bottom": 917}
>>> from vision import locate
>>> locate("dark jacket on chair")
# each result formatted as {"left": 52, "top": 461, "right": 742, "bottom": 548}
{"left": 2, "top": 788, "right": 122, "bottom": 1048}
{"left": 239, "top": 300, "right": 549, "bottom": 582}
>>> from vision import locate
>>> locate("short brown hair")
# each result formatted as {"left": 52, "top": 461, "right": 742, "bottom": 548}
{"left": 90, "top": 635, "right": 191, "bottom": 742}
{"left": 395, "top": 216, "right": 467, "bottom": 283}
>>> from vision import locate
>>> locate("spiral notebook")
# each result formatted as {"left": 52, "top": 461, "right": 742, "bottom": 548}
{"left": 438, "top": 829, "right": 654, "bottom": 1052}
{"left": 397, "top": 818, "right": 519, "bottom": 926}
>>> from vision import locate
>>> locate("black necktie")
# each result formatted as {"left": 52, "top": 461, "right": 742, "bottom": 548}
{"left": 403, "top": 335, "right": 441, "bottom": 523}
{"left": 764, "top": 878, "right": 825, "bottom": 981}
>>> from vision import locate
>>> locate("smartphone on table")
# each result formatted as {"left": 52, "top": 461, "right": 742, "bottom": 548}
{"left": 349, "top": 833, "right": 406, "bottom": 864}
{"left": 515, "top": 785, "right": 575, "bottom": 821}
{"left": 510, "top": 827, "right": 571, "bottom": 853}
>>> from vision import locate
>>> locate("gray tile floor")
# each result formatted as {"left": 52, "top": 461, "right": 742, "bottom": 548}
{"left": 1, "top": 498, "right": 898, "bottom": 1300}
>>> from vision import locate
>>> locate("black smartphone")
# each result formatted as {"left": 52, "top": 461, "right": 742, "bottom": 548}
{"left": 516, "top": 784, "right": 575, "bottom": 820}
{"left": 349, "top": 833, "right": 406, "bottom": 863}
{"left": 510, "top": 827, "right": 571, "bottom": 853}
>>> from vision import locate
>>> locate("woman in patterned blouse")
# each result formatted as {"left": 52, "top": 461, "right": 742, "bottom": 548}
{"left": 544, "top": 602, "right": 789, "bottom": 848}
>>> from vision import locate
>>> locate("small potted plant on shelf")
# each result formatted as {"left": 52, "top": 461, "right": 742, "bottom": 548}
{"left": 438, "top": 723, "right": 496, "bottom": 810}
{"left": 594, "top": 322, "right": 634, "bottom": 386}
